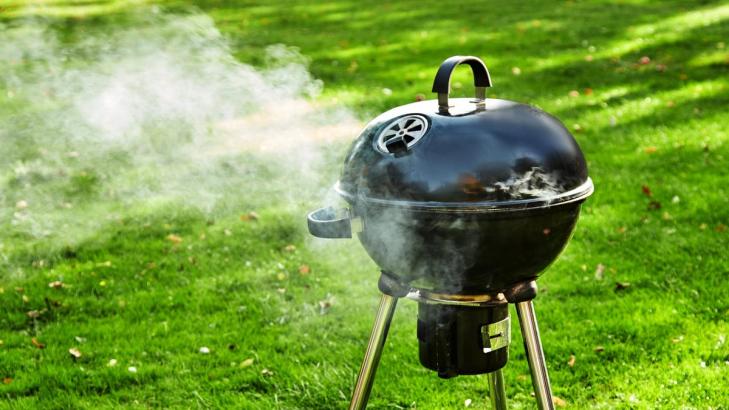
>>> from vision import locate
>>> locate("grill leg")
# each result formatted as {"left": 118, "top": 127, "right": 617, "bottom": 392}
{"left": 516, "top": 301, "right": 554, "bottom": 410}
{"left": 488, "top": 369, "right": 507, "bottom": 410}
{"left": 349, "top": 293, "right": 398, "bottom": 410}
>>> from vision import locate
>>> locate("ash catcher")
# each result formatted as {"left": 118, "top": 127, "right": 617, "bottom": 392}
{"left": 308, "top": 56, "right": 593, "bottom": 409}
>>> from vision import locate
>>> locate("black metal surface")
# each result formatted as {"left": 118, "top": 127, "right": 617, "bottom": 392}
{"left": 356, "top": 203, "right": 581, "bottom": 293}
{"left": 338, "top": 98, "right": 591, "bottom": 207}
{"left": 418, "top": 304, "right": 509, "bottom": 377}
{"left": 307, "top": 207, "right": 352, "bottom": 239}
{"left": 307, "top": 55, "right": 593, "bottom": 293}
{"left": 431, "top": 55, "right": 492, "bottom": 94}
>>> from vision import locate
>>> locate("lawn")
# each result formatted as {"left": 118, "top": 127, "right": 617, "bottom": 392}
{"left": 1, "top": 0, "right": 728, "bottom": 409}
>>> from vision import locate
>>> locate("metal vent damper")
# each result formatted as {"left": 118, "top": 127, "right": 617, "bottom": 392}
{"left": 376, "top": 115, "right": 429, "bottom": 154}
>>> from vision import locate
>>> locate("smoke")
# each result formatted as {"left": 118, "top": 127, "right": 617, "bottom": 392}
{"left": 0, "top": 10, "right": 359, "bottom": 247}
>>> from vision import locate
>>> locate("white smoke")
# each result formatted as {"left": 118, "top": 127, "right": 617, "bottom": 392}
{"left": 0, "top": 10, "right": 360, "bottom": 246}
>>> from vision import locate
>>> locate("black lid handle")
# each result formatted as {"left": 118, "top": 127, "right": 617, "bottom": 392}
{"left": 431, "top": 56, "right": 492, "bottom": 112}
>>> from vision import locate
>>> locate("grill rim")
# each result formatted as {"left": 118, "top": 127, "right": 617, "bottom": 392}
{"left": 334, "top": 178, "right": 594, "bottom": 213}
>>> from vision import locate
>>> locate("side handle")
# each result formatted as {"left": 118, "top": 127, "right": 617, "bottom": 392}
{"left": 307, "top": 207, "right": 352, "bottom": 238}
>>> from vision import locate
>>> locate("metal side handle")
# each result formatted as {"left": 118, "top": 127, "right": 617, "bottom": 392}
{"left": 307, "top": 207, "right": 352, "bottom": 238}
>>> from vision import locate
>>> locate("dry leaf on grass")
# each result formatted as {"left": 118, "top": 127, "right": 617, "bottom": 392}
{"left": 31, "top": 338, "right": 45, "bottom": 349}
{"left": 594, "top": 346, "right": 605, "bottom": 353}
{"left": 615, "top": 282, "right": 631, "bottom": 291}
{"left": 2, "top": 377, "right": 11, "bottom": 385}
{"left": 261, "top": 368, "right": 274, "bottom": 376}
{"left": 553, "top": 396, "right": 567, "bottom": 407}
{"left": 298, "top": 265, "right": 310, "bottom": 275}
{"left": 641, "top": 185, "right": 652, "bottom": 197}
{"left": 166, "top": 234, "right": 182, "bottom": 244}
{"left": 283, "top": 244, "right": 296, "bottom": 252}
{"left": 568, "top": 355, "right": 576, "bottom": 367}
{"left": 240, "top": 358, "right": 254, "bottom": 368}
{"left": 594, "top": 264, "right": 605, "bottom": 280}
{"left": 240, "top": 211, "right": 259, "bottom": 221}
{"left": 48, "top": 281, "right": 64, "bottom": 289}
{"left": 68, "top": 347, "right": 82, "bottom": 359}
{"left": 26, "top": 310, "right": 40, "bottom": 319}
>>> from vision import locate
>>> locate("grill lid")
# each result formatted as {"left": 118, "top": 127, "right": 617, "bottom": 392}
{"left": 337, "top": 56, "right": 593, "bottom": 212}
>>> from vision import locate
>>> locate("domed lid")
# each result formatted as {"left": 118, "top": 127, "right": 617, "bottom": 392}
{"left": 337, "top": 56, "right": 593, "bottom": 212}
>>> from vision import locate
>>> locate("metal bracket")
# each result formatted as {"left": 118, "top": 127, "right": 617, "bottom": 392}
{"left": 481, "top": 315, "right": 511, "bottom": 353}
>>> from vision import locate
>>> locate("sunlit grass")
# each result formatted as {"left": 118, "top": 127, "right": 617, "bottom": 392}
{"left": 1, "top": 0, "right": 728, "bottom": 409}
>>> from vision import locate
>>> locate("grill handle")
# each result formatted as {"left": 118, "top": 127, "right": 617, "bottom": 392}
{"left": 307, "top": 207, "right": 352, "bottom": 239}
{"left": 431, "top": 55, "right": 492, "bottom": 113}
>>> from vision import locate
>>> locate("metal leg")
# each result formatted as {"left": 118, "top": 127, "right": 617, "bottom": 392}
{"left": 349, "top": 294, "right": 398, "bottom": 410}
{"left": 516, "top": 301, "right": 554, "bottom": 410}
{"left": 488, "top": 369, "right": 507, "bottom": 410}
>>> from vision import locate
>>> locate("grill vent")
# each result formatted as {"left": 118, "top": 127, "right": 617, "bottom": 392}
{"left": 376, "top": 115, "right": 429, "bottom": 154}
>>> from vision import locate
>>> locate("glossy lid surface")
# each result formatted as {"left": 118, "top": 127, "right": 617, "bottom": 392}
{"left": 337, "top": 98, "right": 593, "bottom": 211}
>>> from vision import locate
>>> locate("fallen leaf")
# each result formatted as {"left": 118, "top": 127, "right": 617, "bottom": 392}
{"left": 584, "top": 54, "right": 594, "bottom": 62}
{"left": 31, "top": 337, "right": 45, "bottom": 349}
{"left": 2, "top": 377, "right": 11, "bottom": 385}
{"left": 15, "top": 200, "right": 28, "bottom": 209}
{"left": 516, "top": 374, "right": 529, "bottom": 382}
{"left": 583, "top": 87, "right": 593, "bottom": 95}
{"left": 648, "top": 200, "right": 662, "bottom": 210}
{"left": 615, "top": 282, "right": 631, "bottom": 291}
{"left": 415, "top": 93, "right": 425, "bottom": 101}
{"left": 261, "top": 368, "right": 274, "bottom": 376}
{"left": 199, "top": 347, "right": 210, "bottom": 354}
{"left": 594, "top": 345, "right": 605, "bottom": 353}
{"left": 568, "top": 90, "right": 579, "bottom": 97}
{"left": 511, "top": 67, "right": 521, "bottom": 76}
{"left": 542, "top": 228, "right": 551, "bottom": 235}
{"left": 48, "top": 281, "right": 64, "bottom": 289}
{"left": 277, "top": 288, "right": 286, "bottom": 294}
{"left": 166, "top": 234, "right": 182, "bottom": 244}
{"left": 616, "top": 226, "right": 627, "bottom": 234}
{"left": 641, "top": 185, "right": 652, "bottom": 197}
{"left": 553, "top": 396, "right": 567, "bottom": 407}
{"left": 69, "top": 347, "right": 82, "bottom": 359}
{"left": 716, "top": 224, "right": 727, "bottom": 233}
{"left": 241, "top": 358, "right": 254, "bottom": 368}
{"left": 594, "top": 264, "right": 605, "bottom": 280}
{"left": 298, "top": 265, "right": 310, "bottom": 275}
{"left": 26, "top": 310, "right": 40, "bottom": 319}
{"left": 666, "top": 100, "right": 676, "bottom": 107}
{"left": 644, "top": 146, "right": 657, "bottom": 154}
{"left": 568, "top": 355, "right": 576, "bottom": 367}
{"left": 639, "top": 56, "right": 651, "bottom": 65}
{"left": 108, "top": 359, "right": 118, "bottom": 367}
{"left": 283, "top": 244, "right": 296, "bottom": 252}
{"left": 240, "top": 211, "right": 260, "bottom": 221}
{"left": 128, "top": 366, "right": 137, "bottom": 373}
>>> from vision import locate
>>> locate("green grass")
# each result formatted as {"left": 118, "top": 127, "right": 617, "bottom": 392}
{"left": 1, "top": 0, "right": 729, "bottom": 408}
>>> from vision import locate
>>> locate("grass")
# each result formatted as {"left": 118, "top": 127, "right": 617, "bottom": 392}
{"left": 1, "top": 0, "right": 729, "bottom": 408}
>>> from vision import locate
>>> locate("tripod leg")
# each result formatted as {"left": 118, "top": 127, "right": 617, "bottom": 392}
{"left": 516, "top": 301, "right": 554, "bottom": 410}
{"left": 349, "top": 294, "right": 398, "bottom": 410}
{"left": 488, "top": 369, "right": 507, "bottom": 410}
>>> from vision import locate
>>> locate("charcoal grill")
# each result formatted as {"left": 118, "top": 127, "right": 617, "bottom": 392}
{"left": 308, "top": 56, "right": 593, "bottom": 409}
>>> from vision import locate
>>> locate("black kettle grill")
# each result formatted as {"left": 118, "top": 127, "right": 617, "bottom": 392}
{"left": 308, "top": 56, "right": 593, "bottom": 409}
